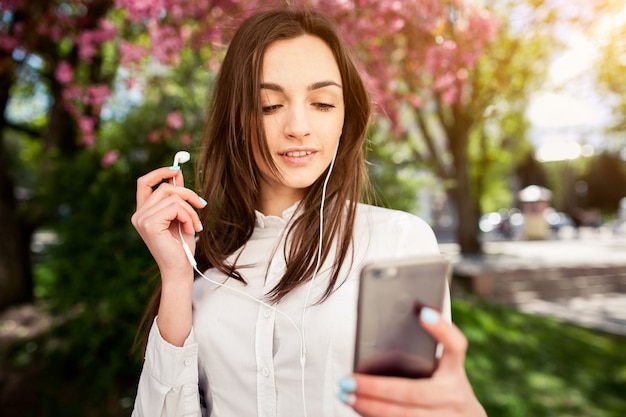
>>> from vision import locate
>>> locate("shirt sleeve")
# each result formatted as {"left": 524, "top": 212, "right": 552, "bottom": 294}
{"left": 131, "top": 318, "right": 202, "bottom": 417}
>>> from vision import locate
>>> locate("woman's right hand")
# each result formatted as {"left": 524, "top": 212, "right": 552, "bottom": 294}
{"left": 131, "top": 166, "right": 207, "bottom": 283}
{"left": 131, "top": 166, "right": 207, "bottom": 346}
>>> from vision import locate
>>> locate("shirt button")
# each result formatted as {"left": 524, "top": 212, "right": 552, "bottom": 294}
{"left": 183, "top": 358, "right": 192, "bottom": 366}
{"left": 261, "top": 367, "right": 270, "bottom": 377}
{"left": 263, "top": 309, "right": 271, "bottom": 318}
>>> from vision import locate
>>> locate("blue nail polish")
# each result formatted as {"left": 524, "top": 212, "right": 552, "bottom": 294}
{"left": 199, "top": 197, "right": 208, "bottom": 207}
{"left": 421, "top": 307, "right": 440, "bottom": 324}
{"left": 338, "top": 391, "right": 349, "bottom": 404}
{"left": 169, "top": 165, "right": 181, "bottom": 171}
{"left": 198, "top": 222, "right": 204, "bottom": 232}
{"left": 338, "top": 376, "right": 357, "bottom": 393}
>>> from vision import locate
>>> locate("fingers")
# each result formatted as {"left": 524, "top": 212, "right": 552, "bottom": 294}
{"left": 132, "top": 166, "right": 207, "bottom": 242}
{"left": 419, "top": 307, "right": 468, "bottom": 375}
{"left": 136, "top": 166, "right": 206, "bottom": 213}
{"left": 338, "top": 308, "right": 473, "bottom": 416}
{"left": 344, "top": 373, "right": 456, "bottom": 411}
{"left": 136, "top": 166, "right": 185, "bottom": 207}
{"left": 136, "top": 193, "right": 203, "bottom": 236}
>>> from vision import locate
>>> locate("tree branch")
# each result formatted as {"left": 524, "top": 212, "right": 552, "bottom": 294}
{"left": 414, "top": 106, "right": 450, "bottom": 180}
{"left": 4, "top": 121, "right": 42, "bottom": 138}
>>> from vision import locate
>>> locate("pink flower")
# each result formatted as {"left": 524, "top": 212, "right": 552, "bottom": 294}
{"left": 149, "top": 23, "right": 183, "bottom": 64}
{"left": 98, "top": 19, "right": 118, "bottom": 40}
{"left": 76, "top": 20, "right": 118, "bottom": 62}
{"left": 119, "top": 41, "right": 147, "bottom": 67}
{"left": 148, "top": 131, "right": 159, "bottom": 143}
{"left": 180, "top": 133, "right": 191, "bottom": 145}
{"left": 0, "top": 34, "right": 19, "bottom": 51}
{"left": 79, "top": 117, "right": 95, "bottom": 133}
{"left": 166, "top": 112, "right": 183, "bottom": 130}
{"left": 441, "top": 86, "right": 458, "bottom": 105}
{"left": 126, "top": 78, "right": 139, "bottom": 89}
{"left": 55, "top": 61, "right": 74, "bottom": 84}
{"left": 78, "top": 32, "right": 98, "bottom": 61}
{"left": 101, "top": 150, "right": 120, "bottom": 167}
{"left": 62, "top": 85, "right": 82, "bottom": 103}
{"left": 86, "top": 84, "right": 111, "bottom": 107}
{"left": 78, "top": 116, "right": 96, "bottom": 146}
{"left": 83, "top": 132, "right": 96, "bottom": 147}
{"left": 115, "top": 0, "right": 163, "bottom": 22}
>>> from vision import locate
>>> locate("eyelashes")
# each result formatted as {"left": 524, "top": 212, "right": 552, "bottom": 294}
{"left": 262, "top": 104, "right": 281, "bottom": 114}
{"left": 262, "top": 102, "right": 336, "bottom": 115}
{"left": 314, "top": 103, "right": 335, "bottom": 112}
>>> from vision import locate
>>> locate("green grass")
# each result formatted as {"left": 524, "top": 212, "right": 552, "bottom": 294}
{"left": 3, "top": 296, "right": 625, "bottom": 416}
{"left": 453, "top": 297, "right": 626, "bottom": 417}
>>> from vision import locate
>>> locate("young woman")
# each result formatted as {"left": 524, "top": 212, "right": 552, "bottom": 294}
{"left": 131, "top": 8, "right": 486, "bottom": 417}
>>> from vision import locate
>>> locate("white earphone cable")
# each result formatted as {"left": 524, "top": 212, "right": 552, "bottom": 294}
{"left": 171, "top": 143, "right": 338, "bottom": 417}
{"left": 298, "top": 142, "right": 338, "bottom": 415}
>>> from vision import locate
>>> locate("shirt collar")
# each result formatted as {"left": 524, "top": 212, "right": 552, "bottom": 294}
{"left": 254, "top": 201, "right": 301, "bottom": 229}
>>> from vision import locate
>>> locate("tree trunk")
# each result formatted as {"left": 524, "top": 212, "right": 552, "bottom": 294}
{"left": 0, "top": 173, "right": 33, "bottom": 310}
{"left": 0, "top": 70, "right": 33, "bottom": 311}
{"left": 448, "top": 115, "right": 482, "bottom": 255}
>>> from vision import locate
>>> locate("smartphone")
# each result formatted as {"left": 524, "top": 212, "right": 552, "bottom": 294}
{"left": 353, "top": 254, "right": 449, "bottom": 379}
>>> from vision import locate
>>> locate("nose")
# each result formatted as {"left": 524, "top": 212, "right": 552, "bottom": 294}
{"left": 284, "top": 105, "right": 311, "bottom": 140}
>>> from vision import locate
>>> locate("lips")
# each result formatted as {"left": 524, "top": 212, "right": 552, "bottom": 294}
{"left": 278, "top": 148, "right": 317, "bottom": 165}
{"left": 283, "top": 150, "right": 312, "bottom": 157}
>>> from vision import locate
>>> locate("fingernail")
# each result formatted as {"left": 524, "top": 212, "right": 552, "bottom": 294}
{"left": 421, "top": 307, "right": 440, "bottom": 324}
{"left": 338, "top": 391, "right": 356, "bottom": 405}
{"left": 338, "top": 376, "right": 357, "bottom": 393}
{"left": 198, "top": 221, "right": 204, "bottom": 232}
{"left": 199, "top": 197, "right": 208, "bottom": 207}
{"left": 169, "top": 165, "right": 181, "bottom": 171}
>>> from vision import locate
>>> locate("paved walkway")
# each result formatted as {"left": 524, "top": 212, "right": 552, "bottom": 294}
{"left": 438, "top": 226, "right": 626, "bottom": 336}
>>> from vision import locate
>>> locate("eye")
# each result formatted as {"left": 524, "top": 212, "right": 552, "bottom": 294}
{"left": 262, "top": 104, "right": 282, "bottom": 114}
{"left": 314, "top": 102, "right": 335, "bottom": 112}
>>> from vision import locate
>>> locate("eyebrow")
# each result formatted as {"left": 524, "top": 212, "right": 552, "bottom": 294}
{"left": 260, "top": 80, "right": 342, "bottom": 92}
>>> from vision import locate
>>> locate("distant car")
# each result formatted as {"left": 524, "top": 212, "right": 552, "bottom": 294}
{"left": 479, "top": 208, "right": 523, "bottom": 238}
{"left": 545, "top": 211, "right": 573, "bottom": 231}
{"left": 479, "top": 212, "right": 502, "bottom": 233}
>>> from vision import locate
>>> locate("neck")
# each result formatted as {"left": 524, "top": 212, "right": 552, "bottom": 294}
{"left": 258, "top": 185, "right": 304, "bottom": 217}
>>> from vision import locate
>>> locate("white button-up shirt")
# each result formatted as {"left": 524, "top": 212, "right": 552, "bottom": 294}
{"left": 132, "top": 203, "right": 449, "bottom": 417}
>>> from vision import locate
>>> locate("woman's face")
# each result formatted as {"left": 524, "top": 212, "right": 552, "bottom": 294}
{"left": 254, "top": 34, "right": 345, "bottom": 213}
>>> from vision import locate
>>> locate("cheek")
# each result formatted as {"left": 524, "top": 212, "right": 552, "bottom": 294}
{"left": 261, "top": 117, "right": 281, "bottom": 148}
{"left": 326, "top": 114, "right": 345, "bottom": 144}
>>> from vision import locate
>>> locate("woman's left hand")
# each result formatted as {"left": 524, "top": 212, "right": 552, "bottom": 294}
{"left": 338, "top": 307, "right": 486, "bottom": 417}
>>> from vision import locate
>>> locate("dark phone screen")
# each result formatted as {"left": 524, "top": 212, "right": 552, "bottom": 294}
{"left": 354, "top": 256, "right": 448, "bottom": 379}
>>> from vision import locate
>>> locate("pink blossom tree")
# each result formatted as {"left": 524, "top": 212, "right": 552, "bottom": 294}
{"left": 108, "top": 0, "right": 497, "bottom": 253}
{"left": 9, "top": 1, "right": 546, "bottom": 314}
{"left": 1, "top": 0, "right": 496, "bottom": 307}
{"left": 0, "top": 0, "right": 120, "bottom": 309}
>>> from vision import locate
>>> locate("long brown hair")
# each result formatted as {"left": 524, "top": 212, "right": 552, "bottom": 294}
{"left": 136, "top": 9, "right": 372, "bottom": 348}
{"left": 196, "top": 8, "right": 371, "bottom": 303}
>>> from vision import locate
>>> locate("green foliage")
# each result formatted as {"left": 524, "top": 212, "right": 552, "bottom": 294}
{"left": 14, "top": 60, "right": 211, "bottom": 412}
{"left": 366, "top": 120, "right": 441, "bottom": 214}
{"left": 542, "top": 157, "right": 594, "bottom": 212}
{"left": 579, "top": 152, "right": 626, "bottom": 213}
{"left": 27, "top": 147, "right": 164, "bottom": 412}
{"left": 595, "top": 5, "right": 626, "bottom": 151}
{"left": 453, "top": 297, "right": 626, "bottom": 417}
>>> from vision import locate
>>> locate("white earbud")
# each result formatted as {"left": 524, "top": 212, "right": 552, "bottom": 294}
{"left": 171, "top": 150, "right": 197, "bottom": 267}
{"left": 173, "top": 150, "right": 191, "bottom": 167}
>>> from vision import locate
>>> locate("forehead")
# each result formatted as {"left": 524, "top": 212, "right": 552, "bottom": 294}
{"left": 261, "top": 34, "right": 341, "bottom": 85}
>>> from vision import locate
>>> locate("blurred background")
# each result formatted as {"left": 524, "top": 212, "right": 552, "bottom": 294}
{"left": 0, "top": 0, "right": 624, "bottom": 416}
